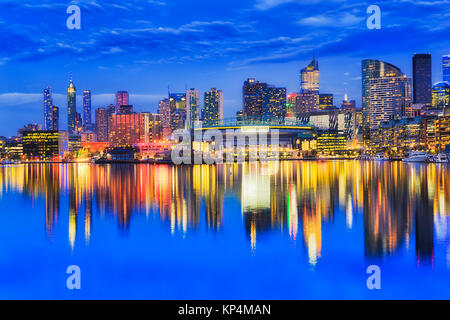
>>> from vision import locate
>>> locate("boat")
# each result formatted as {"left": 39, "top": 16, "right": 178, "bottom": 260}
{"left": 356, "top": 154, "right": 373, "bottom": 161}
{"left": 402, "top": 151, "right": 433, "bottom": 163}
{"left": 373, "top": 153, "right": 388, "bottom": 161}
{"left": 434, "top": 153, "right": 449, "bottom": 163}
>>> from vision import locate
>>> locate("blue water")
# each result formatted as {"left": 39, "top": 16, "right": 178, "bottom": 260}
{"left": 0, "top": 162, "right": 448, "bottom": 299}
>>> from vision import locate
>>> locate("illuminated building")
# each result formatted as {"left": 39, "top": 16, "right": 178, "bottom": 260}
{"left": 22, "top": 131, "right": 59, "bottom": 160}
{"left": 67, "top": 78, "right": 77, "bottom": 134}
{"left": 236, "top": 110, "right": 244, "bottom": 123}
{"left": 243, "top": 78, "right": 266, "bottom": 120}
{"left": 58, "top": 130, "right": 68, "bottom": 154}
{"left": 106, "top": 104, "right": 116, "bottom": 138}
{"left": 95, "top": 107, "right": 108, "bottom": 142}
{"left": 319, "top": 94, "right": 333, "bottom": 110}
{"left": 109, "top": 112, "right": 147, "bottom": 147}
{"left": 443, "top": 55, "right": 450, "bottom": 82}
{"left": 81, "top": 141, "right": 108, "bottom": 154}
{"left": 51, "top": 106, "right": 59, "bottom": 131}
{"left": 145, "top": 113, "right": 162, "bottom": 142}
{"left": 83, "top": 90, "right": 92, "bottom": 130}
{"left": 18, "top": 123, "right": 41, "bottom": 137}
{"left": 81, "top": 131, "right": 96, "bottom": 142}
{"left": 413, "top": 54, "right": 432, "bottom": 105}
{"left": 169, "top": 93, "right": 186, "bottom": 131}
{"left": 294, "top": 92, "right": 319, "bottom": 115}
{"left": 425, "top": 114, "right": 450, "bottom": 153}
{"left": 158, "top": 99, "right": 171, "bottom": 136}
{"left": 43, "top": 87, "right": 53, "bottom": 130}
{"left": 363, "top": 60, "right": 411, "bottom": 133}
{"left": 432, "top": 81, "right": 450, "bottom": 109}
{"left": 317, "top": 132, "right": 347, "bottom": 155}
{"left": 341, "top": 94, "right": 356, "bottom": 112}
{"left": 117, "top": 105, "right": 133, "bottom": 114}
{"left": 68, "top": 134, "right": 82, "bottom": 152}
{"left": 300, "top": 55, "right": 319, "bottom": 94}
{"left": 202, "top": 88, "right": 223, "bottom": 125}
{"left": 186, "top": 89, "right": 199, "bottom": 129}
{"left": 116, "top": 91, "right": 129, "bottom": 109}
{"left": 75, "top": 112, "right": 83, "bottom": 133}
{"left": 262, "top": 86, "right": 286, "bottom": 120}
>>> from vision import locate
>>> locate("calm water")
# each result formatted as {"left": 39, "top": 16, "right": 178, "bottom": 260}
{"left": 0, "top": 161, "right": 449, "bottom": 299}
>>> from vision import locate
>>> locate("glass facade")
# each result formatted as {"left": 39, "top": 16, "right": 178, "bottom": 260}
{"left": 83, "top": 90, "right": 92, "bottom": 128}
{"left": 43, "top": 87, "right": 53, "bottom": 131}
{"left": 412, "top": 54, "right": 432, "bottom": 105}
{"left": 443, "top": 55, "right": 450, "bottom": 82}
{"left": 432, "top": 81, "right": 450, "bottom": 109}
{"left": 202, "top": 88, "right": 223, "bottom": 125}
{"left": 67, "top": 79, "right": 77, "bottom": 135}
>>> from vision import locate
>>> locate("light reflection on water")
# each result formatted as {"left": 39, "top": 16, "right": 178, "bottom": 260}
{"left": 0, "top": 161, "right": 449, "bottom": 299}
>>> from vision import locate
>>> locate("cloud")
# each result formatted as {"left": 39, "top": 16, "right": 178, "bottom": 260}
{"left": 298, "top": 12, "right": 364, "bottom": 27}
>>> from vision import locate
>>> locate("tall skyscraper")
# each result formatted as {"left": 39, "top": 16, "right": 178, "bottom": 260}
{"left": 243, "top": 78, "right": 266, "bottom": 121}
{"left": 443, "top": 55, "right": 450, "bottom": 82}
{"left": 262, "top": 86, "right": 286, "bottom": 120}
{"left": 67, "top": 79, "right": 77, "bottom": 134}
{"left": 52, "top": 106, "right": 59, "bottom": 131}
{"left": 186, "top": 89, "right": 200, "bottom": 129}
{"left": 412, "top": 54, "right": 432, "bottom": 105}
{"left": 363, "top": 60, "right": 411, "bottom": 132}
{"left": 158, "top": 99, "right": 171, "bottom": 137}
{"left": 83, "top": 90, "right": 92, "bottom": 129}
{"left": 116, "top": 91, "right": 129, "bottom": 110}
{"left": 43, "top": 87, "right": 53, "bottom": 131}
{"left": 362, "top": 60, "right": 411, "bottom": 138}
{"left": 202, "top": 88, "right": 224, "bottom": 125}
{"left": 301, "top": 55, "right": 319, "bottom": 94}
{"left": 95, "top": 107, "right": 108, "bottom": 142}
{"left": 169, "top": 93, "right": 186, "bottom": 131}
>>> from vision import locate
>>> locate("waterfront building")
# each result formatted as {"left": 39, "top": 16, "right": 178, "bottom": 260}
{"left": 58, "top": 130, "right": 69, "bottom": 154}
{"left": 432, "top": 81, "right": 450, "bottom": 109}
{"left": 68, "top": 134, "right": 82, "bottom": 153}
{"left": 43, "top": 87, "right": 53, "bottom": 131}
{"left": 319, "top": 94, "right": 333, "bottom": 110}
{"left": 317, "top": 132, "right": 347, "bottom": 155}
{"left": 425, "top": 114, "right": 450, "bottom": 153}
{"left": 413, "top": 54, "right": 432, "bottom": 105}
{"left": 301, "top": 55, "right": 319, "bottom": 94}
{"left": 83, "top": 90, "right": 92, "bottom": 130}
{"left": 109, "top": 112, "right": 147, "bottom": 147}
{"left": 143, "top": 113, "right": 162, "bottom": 142}
{"left": 186, "top": 89, "right": 200, "bottom": 129}
{"left": 51, "top": 106, "right": 59, "bottom": 131}
{"left": 95, "top": 107, "right": 108, "bottom": 142}
{"left": 443, "top": 55, "right": 450, "bottom": 82}
{"left": 22, "top": 131, "right": 59, "bottom": 160}
{"left": 116, "top": 91, "right": 129, "bottom": 110}
{"left": 158, "top": 98, "right": 171, "bottom": 137}
{"left": 67, "top": 79, "right": 77, "bottom": 134}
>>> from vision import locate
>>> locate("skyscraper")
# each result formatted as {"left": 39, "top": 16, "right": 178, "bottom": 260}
{"left": 412, "top": 54, "right": 432, "bottom": 105}
{"left": 262, "top": 86, "right": 286, "bottom": 120}
{"left": 43, "top": 87, "right": 53, "bottom": 131}
{"left": 186, "top": 89, "right": 200, "bottom": 129}
{"left": 52, "top": 106, "right": 59, "bottom": 131}
{"left": 202, "top": 88, "right": 224, "bottom": 125}
{"left": 301, "top": 55, "right": 319, "bottom": 94}
{"left": 95, "top": 107, "right": 108, "bottom": 142}
{"left": 158, "top": 99, "right": 171, "bottom": 137}
{"left": 116, "top": 91, "right": 129, "bottom": 110}
{"left": 243, "top": 78, "right": 266, "bottom": 121}
{"left": 109, "top": 112, "right": 147, "bottom": 147}
{"left": 443, "top": 55, "right": 450, "bottom": 82}
{"left": 67, "top": 79, "right": 77, "bottom": 134}
{"left": 362, "top": 59, "right": 411, "bottom": 138}
{"left": 432, "top": 82, "right": 450, "bottom": 109}
{"left": 319, "top": 94, "right": 333, "bottom": 110}
{"left": 169, "top": 93, "right": 186, "bottom": 131}
{"left": 83, "top": 90, "right": 92, "bottom": 129}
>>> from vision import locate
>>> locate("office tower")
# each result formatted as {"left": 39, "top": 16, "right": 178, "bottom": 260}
{"left": 43, "top": 87, "right": 53, "bottom": 130}
{"left": 158, "top": 99, "right": 171, "bottom": 136}
{"left": 262, "top": 86, "right": 286, "bottom": 120}
{"left": 145, "top": 113, "right": 162, "bottom": 142}
{"left": 106, "top": 104, "right": 116, "bottom": 138}
{"left": 202, "top": 88, "right": 224, "bottom": 125}
{"left": 319, "top": 94, "right": 333, "bottom": 110}
{"left": 52, "top": 106, "right": 59, "bottom": 131}
{"left": 95, "top": 108, "right": 108, "bottom": 142}
{"left": 301, "top": 55, "right": 319, "bottom": 94}
{"left": 67, "top": 78, "right": 77, "bottom": 134}
{"left": 22, "top": 131, "right": 59, "bottom": 160}
{"left": 169, "top": 93, "right": 186, "bottom": 131}
{"left": 412, "top": 54, "right": 432, "bottom": 105}
{"left": 294, "top": 92, "right": 319, "bottom": 115}
{"left": 341, "top": 94, "right": 356, "bottom": 111}
{"left": 443, "top": 55, "right": 450, "bottom": 82}
{"left": 83, "top": 90, "right": 92, "bottom": 129}
{"left": 362, "top": 59, "right": 411, "bottom": 137}
{"left": 109, "top": 112, "right": 147, "bottom": 147}
{"left": 432, "top": 82, "right": 450, "bottom": 109}
{"left": 186, "top": 89, "right": 200, "bottom": 129}
{"left": 243, "top": 78, "right": 266, "bottom": 120}
{"left": 116, "top": 91, "right": 129, "bottom": 110}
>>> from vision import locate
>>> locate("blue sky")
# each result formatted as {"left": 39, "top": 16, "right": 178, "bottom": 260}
{"left": 0, "top": 0, "right": 449, "bottom": 136}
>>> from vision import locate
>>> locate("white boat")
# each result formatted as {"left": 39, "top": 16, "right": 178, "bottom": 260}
{"left": 402, "top": 151, "right": 432, "bottom": 163}
{"left": 373, "top": 153, "right": 388, "bottom": 161}
{"left": 356, "top": 154, "right": 373, "bottom": 161}
{"left": 435, "top": 153, "right": 449, "bottom": 163}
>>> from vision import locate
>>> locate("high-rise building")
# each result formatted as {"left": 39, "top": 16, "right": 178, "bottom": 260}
{"left": 22, "top": 131, "right": 59, "bottom": 160}
{"left": 158, "top": 99, "right": 171, "bottom": 137}
{"left": 144, "top": 113, "right": 162, "bottom": 142}
{"left": 362, "top": 60, "right": 411, "bottom": 137}
{"left": 294, "top": 92, "right": 319, "bottom": 115}
{"left": 43, "top": 87, "right": 53, "bottom": 130}
{"left": 443, "top": 55, "right": 450, "bottom": 82}
{"left": 262, "top": 86, "right": 286, "bottom": 120}
{"left": 186, "top": 89, "right": 200, "bottom": 129}
{"left": 67, "top": 79, "right": 77, "bottom": 134}
{"left": 341, "top": 94, "right": 356, "bottom": 112}
{"left": 51, "top": 106, "right": 59, "bottom": 131}
{"left": 319, "top": 94, "right": 333, "bottom": 110}
{"left": 109, "top": 112, "right": 147, "bottom": 147}
{"left": 169, "top": 93, "right": 186, "bottom": 131}
{"left": 243, "top": 78, "right": 266, "bottom": 120}
{"left": 412, "top": 54, "right": 432, "bottom": 105}
{"left": 95, "top": 107, "right": 108, "bottom": 142}
{"left": 432, "top": 81, "right": 450, "bottom": 109}
{"left": 116, "top": 91, "right": 129, "bottom": 110}
{"left": 301, "top": 55, "right": 319, "bottom": 94}
{"left": 83, "top": 90, "right": 92, "bottom": 129}
{"left": 202, "top": 88, "right": 224, "bottom": 125}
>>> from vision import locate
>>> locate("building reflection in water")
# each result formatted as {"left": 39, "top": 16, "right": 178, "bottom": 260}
{"left": 0, "top": 162, "right": 448, "bottom": 266}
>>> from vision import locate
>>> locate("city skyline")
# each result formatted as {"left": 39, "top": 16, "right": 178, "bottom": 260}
{"left": 1, "top": 0, "right": 450, "bottom": 136}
